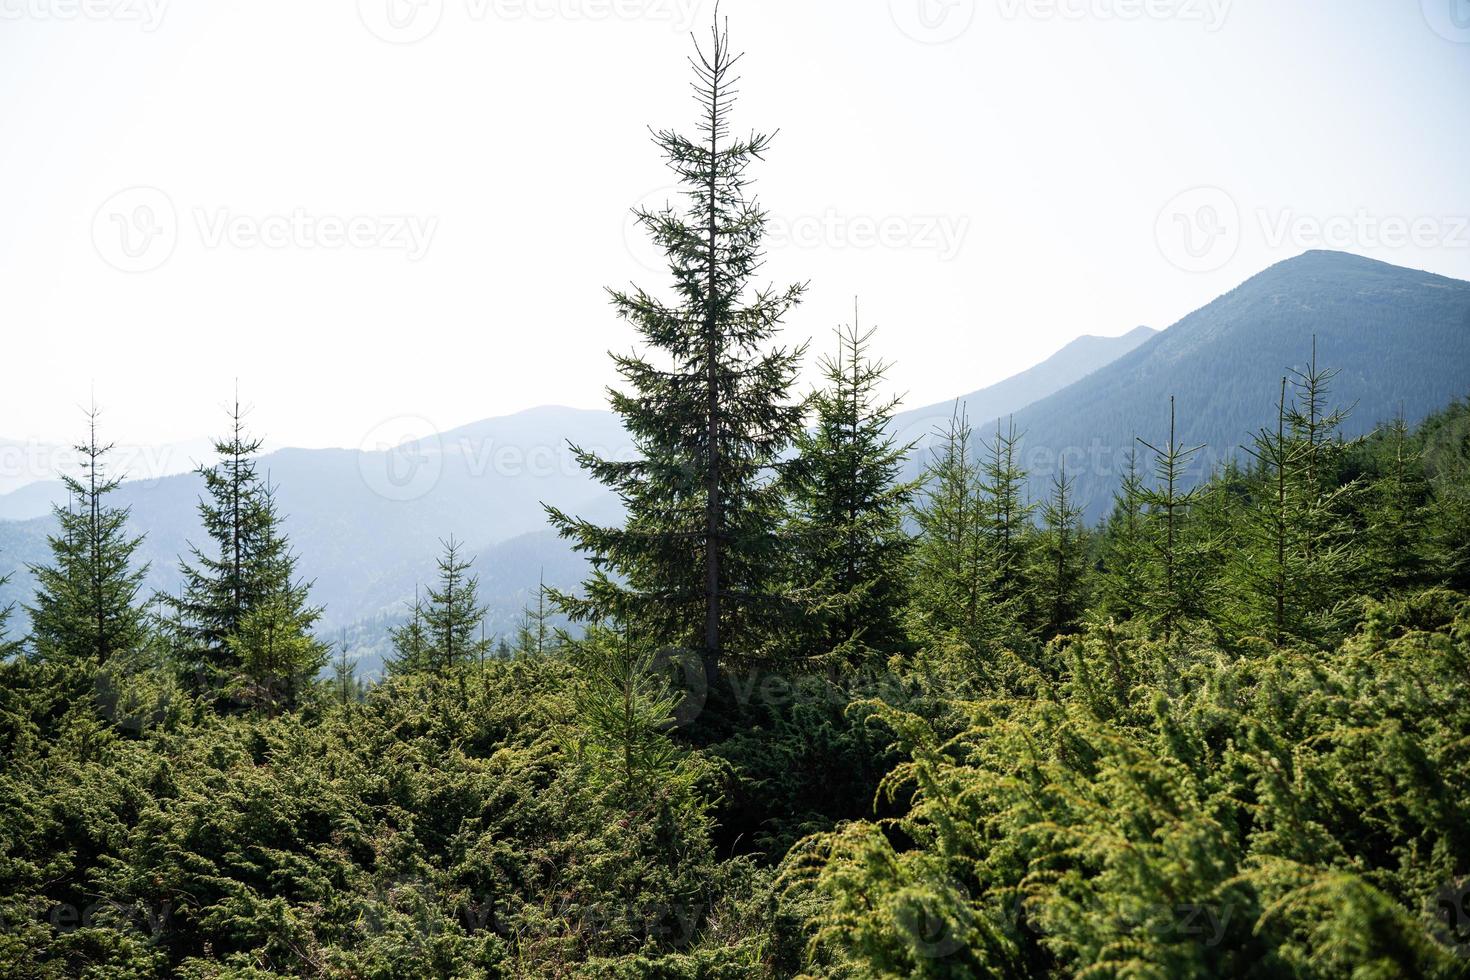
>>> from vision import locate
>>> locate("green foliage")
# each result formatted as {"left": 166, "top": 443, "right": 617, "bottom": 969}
{"left": 26, "top": 407, "right": 149, "bottom": 666}
{"left": 513, "top": 572, "right": 554, "bottom": 658}
{"left": 979, "top": 416, "right": 1036, "bottom": 638}
{"left": 0, "top": 566, "right": 18, "bottom": 660}
{"left": 389, "top": 538, "right": 491, "bottom": 681}
{"left": 1095, "top": 446, "right": 1151, "bottom": 623}
{"left": 784, "top": 316, "right": 916, "bottom": 663}
{"left": 544, "top": 19, "right": 806, "bottom": 684}
{"left": 1133, "top": 396, "right": 1215, "bottom": 637}
{"left": 225, "top": 593, "right": 328, "bottom": 713}
{"left": 1224, "top": 357, "right": 1365, "bottom": 647}
{"left": 906, "top": 407, "right": 996, "bottom": 659}
{"left": 564, "top": 624, "right": 689, "bottom": 803}
{"left": 0, "top": 653, "right": 765, "bottom": 978}
{"left": 784, "top": 593, "right": 1470, "bottom": 978}
{"left": 1031, "top": 464, "right": 1088, "bottom": 639}
{"left": 419, "top": 537, "right": 489, "bottom": 675}
{"left": 161, "top": 404, "right": 323, "bottom": 703}
{"left": 4, "top": 24, "right": 1470, "bottom": 980}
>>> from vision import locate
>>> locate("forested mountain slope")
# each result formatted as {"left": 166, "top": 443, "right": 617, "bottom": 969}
{"left": 1003, "top": 250, "right": 1470, "bottom": 519}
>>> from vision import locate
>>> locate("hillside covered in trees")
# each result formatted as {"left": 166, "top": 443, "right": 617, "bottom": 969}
{"left": 3, "top": 21, "right": 1470, "bottom": 980}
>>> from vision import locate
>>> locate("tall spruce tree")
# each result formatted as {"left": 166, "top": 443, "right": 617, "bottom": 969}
{"left": 1231, "top": 377, "right": 1307, "bottom": 645}
{"left": 1135, "top": 397, "right": 1210, "bottom": 638}
{"left": 1274, "top": 345, "right": 1362, "bottom": 640}
{"left": 1364, "top": 412, "right": 1430, "bottom": 592}
{"left": 1220, "top": 344, "right": 1362, "bottom": 646}
{"left": 163, "top": 398, "right": 318, "bottom": 691}
{"left": 513, "top": 572, "right": 553, "bottom": 658}
{"left": 1096, "top": 446, "right": 1149, "bottom": 622}
{"left": 545, "top": 18, "right": 806, "bottom": 684}
{"left": 907, "top": 407, "right": 993, "bottom": 653}
{"left": 221, "top": 482, "right": 325, "bottom": 710}
{"left": 387, "top": 587, "right": 430, "bottom": 676}
{"left": 784, "top": 311, "right": 916, "bottom": 661}
{"left": 421, "top": 537, "right": 489, "bottom": 676}
{"left": 28, "top": 406, "right": 148, "bottom": 666}
{"left": 1032, "top": 464, "right": 1087, "bottom": 639}
{"left": 391, "top": 540, "right": 489, "bottom": 678}
{"left": 979, "top": 416, "right": 1035, "bottom": 639}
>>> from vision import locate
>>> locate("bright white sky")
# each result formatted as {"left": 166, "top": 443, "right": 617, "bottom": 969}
{"left": 2, "top": 0, "right": 1467, "bottom": 453}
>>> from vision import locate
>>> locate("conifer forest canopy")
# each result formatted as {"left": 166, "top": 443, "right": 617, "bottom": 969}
{"left": 3, "top": 12, "right": 1470, "bottom": 980}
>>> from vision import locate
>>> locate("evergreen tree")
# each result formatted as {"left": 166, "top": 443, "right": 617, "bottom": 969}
{"left": 331, "top": 639, "right": 364, "bottom": 706}
{"left": 1276, "top": 346, "right": 1363, "bottom": 640}
{"left": 1226, "top": 345, "right": 1363, "bottom": 645}
{"left": 1135, "top": 396, "right": 1210, "bottom": 637}
{"left": 545, "top": 17, "right": 807, "bottom": 685}
{"left": 226, "top": 594, "right": 327, "bottom": 713}
{"left": 387, "top": 588, "right": 431, "bottom": 676}
{"left": 979, "top": 416, "right": 1035, "bottom": 639}
{"left": 1231, "top": 377, "right": 1310, "bottom": 645}
{"left": 513, "top": 572, "right": 553, "bottom": 658}
{"left": 1423, "top": 399, "right": 1470, "bottom": 590}
{"left": 162, "top": 399, "right": 320, "bottom": 693}
{"left": 421, "top": 537, "right": 489, "bottom": 676}
{"left": 907, "top": 406, "right": 994, "bottom": 654}
{"left": 566, "top": 623, "right": 686, "bottom": 802}
{"left": 1032, "top": 464, "right": 1087, "bottom": 639}
{"left": 391, "top": 540, "right": 489, "bottom": 678}
{"left": 28, "top": 406, "right": 148, "bottom": 665}
{"left": 1364, "top": 412, "right": 1430, "bottom": 592}
{"left": 1096, "top": 446, "right": 1149, "bottom": 622}
{"left": 784, "top": 311, "right": 916, "bottom": 661}
{"left": 0, "top": 546, "right": 17, "bottom": 659}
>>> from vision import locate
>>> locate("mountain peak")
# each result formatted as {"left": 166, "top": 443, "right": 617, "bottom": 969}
{"left": 1264, "top": 249, "right": 1468, "bottom": 283}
